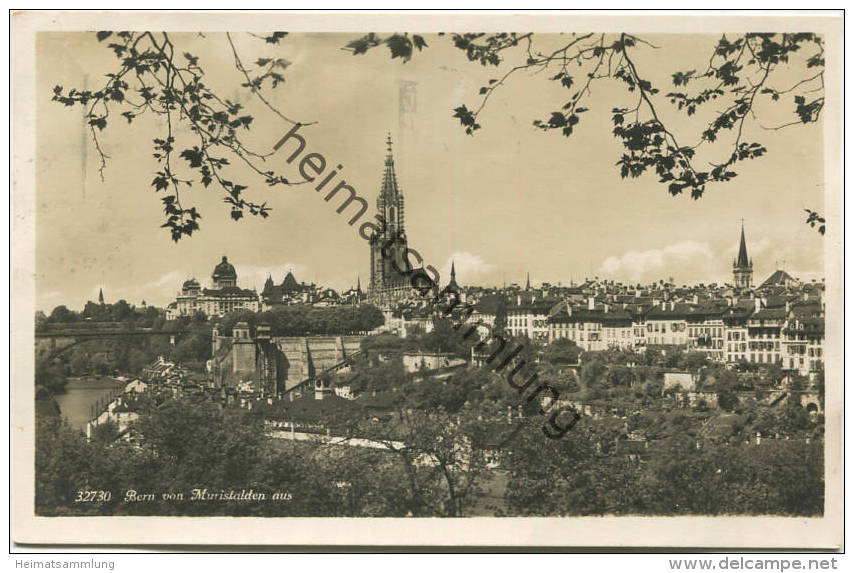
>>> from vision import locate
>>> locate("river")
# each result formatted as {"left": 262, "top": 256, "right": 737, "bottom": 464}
{"left": 54, "top": 376, "right": 126, "bottom": 430}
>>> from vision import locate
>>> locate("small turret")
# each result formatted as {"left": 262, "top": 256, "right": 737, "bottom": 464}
{"left": 315, "top": 376, "right": 333, "bottom": 400}
{"left": 233, "top": 321, "right": 251, "bottom": 340}
{"left": 262, "top": 275, "right": 274, "bottom": 294}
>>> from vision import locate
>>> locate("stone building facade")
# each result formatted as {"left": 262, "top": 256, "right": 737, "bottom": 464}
{"left": 209, "top": 323, "right": 363, "bottom": 396}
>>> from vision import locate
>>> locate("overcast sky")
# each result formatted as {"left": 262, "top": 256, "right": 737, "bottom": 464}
{"left": 35, "top": 32, "right": 825, "bottom": 311}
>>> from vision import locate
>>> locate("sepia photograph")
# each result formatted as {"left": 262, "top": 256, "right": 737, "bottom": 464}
{"left": 11, "top": 10, "right": 843, "bottom": 549}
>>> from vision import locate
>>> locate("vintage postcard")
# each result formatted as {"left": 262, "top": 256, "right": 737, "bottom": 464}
{"left": 11, "top": 11, "right": 843, "bottom": 548}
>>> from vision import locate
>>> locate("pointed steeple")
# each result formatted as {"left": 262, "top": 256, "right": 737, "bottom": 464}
{"left": 377, "top": 132, "right": 405, "bottom": 238}
{"left": 98, "top": 288, "right": 104, "bottom": 305}
{"left": 356, "top": 275, "right": 362, "bottom": 294}
{"left": 736, "top": 220, "right": 750, "bottom": 268}
{"left": 733, "top": 220, "right": 754, "bottom": 289}
{"left": 447, "top": 260, "right": 459, "bottom": 290}
{"left": 525, "top": 272, "right": 531, "bottom": 291}
{"left": 381, "top": 133, "right": 401, "bottom": 200}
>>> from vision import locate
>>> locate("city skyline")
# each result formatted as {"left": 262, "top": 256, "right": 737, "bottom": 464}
{"left": 41, "top": 225, "right": 823, "bottom": 314}
{"left": 36, "top": 33, "right": 825, "bottom": 311}
{"left": 17, "top": 13, "right": 840, "bottom": 546}
{"left": 36, "top": 206, "right": 823, "bottom": 313}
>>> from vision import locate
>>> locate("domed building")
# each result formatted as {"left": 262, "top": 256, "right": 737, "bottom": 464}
{"left": 212, "top": 256, "right": 238, "bottom": 288}
{"left": 182, "top": 278, "right": 201, "bottom": 294}
{"left": 166, "top": 256, "right": 259, "bottom": 319}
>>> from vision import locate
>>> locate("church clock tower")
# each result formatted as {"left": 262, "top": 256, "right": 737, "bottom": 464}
{"left": 732, "top": 221, "right": 754, "bottom": 289}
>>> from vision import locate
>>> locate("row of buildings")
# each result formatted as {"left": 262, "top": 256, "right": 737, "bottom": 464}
{"left": 376, "top": 271, "right": 825, "bottom": 377}
{"left": 496, "top": 289, "right": 824, "bottom": 375}
{"left": 489, "top": 226, "right": 825, "bottom": 374}
{"left": 370, "top": 220, "right": 824, "bottom": 376}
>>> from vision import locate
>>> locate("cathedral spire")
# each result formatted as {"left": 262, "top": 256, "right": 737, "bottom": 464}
{"left": 369, "top": 133, "right": 409, "bottom": 301}
{"left": 381, "top": 133, "right": 400, "bottom": 198}
{"left": 525, "top": 272, "right": 531, "bottom": 291}
{"left": 98, "top": 287, "right": 104, "bottom": 305}
{"left": 377, "top": 132, "right": 405, "bottom": 236}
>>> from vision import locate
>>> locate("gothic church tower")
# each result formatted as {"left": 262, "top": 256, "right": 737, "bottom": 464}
{"left": 733, "top": 222, "right": 754, "bottom": 289}
{"left": 368, "top": 135, "right": 411, "bottom": 302}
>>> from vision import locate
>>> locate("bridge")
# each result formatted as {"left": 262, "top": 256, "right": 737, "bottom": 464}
{"left": 35, "top": 323, "right": 188, "bottom": 360}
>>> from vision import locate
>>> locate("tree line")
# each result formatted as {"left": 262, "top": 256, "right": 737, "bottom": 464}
{"left": 37, "top": 300, "right": 166, "bottom": 331}
{"left": 36, "top": 389, "right": 823, "bottom": 517}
